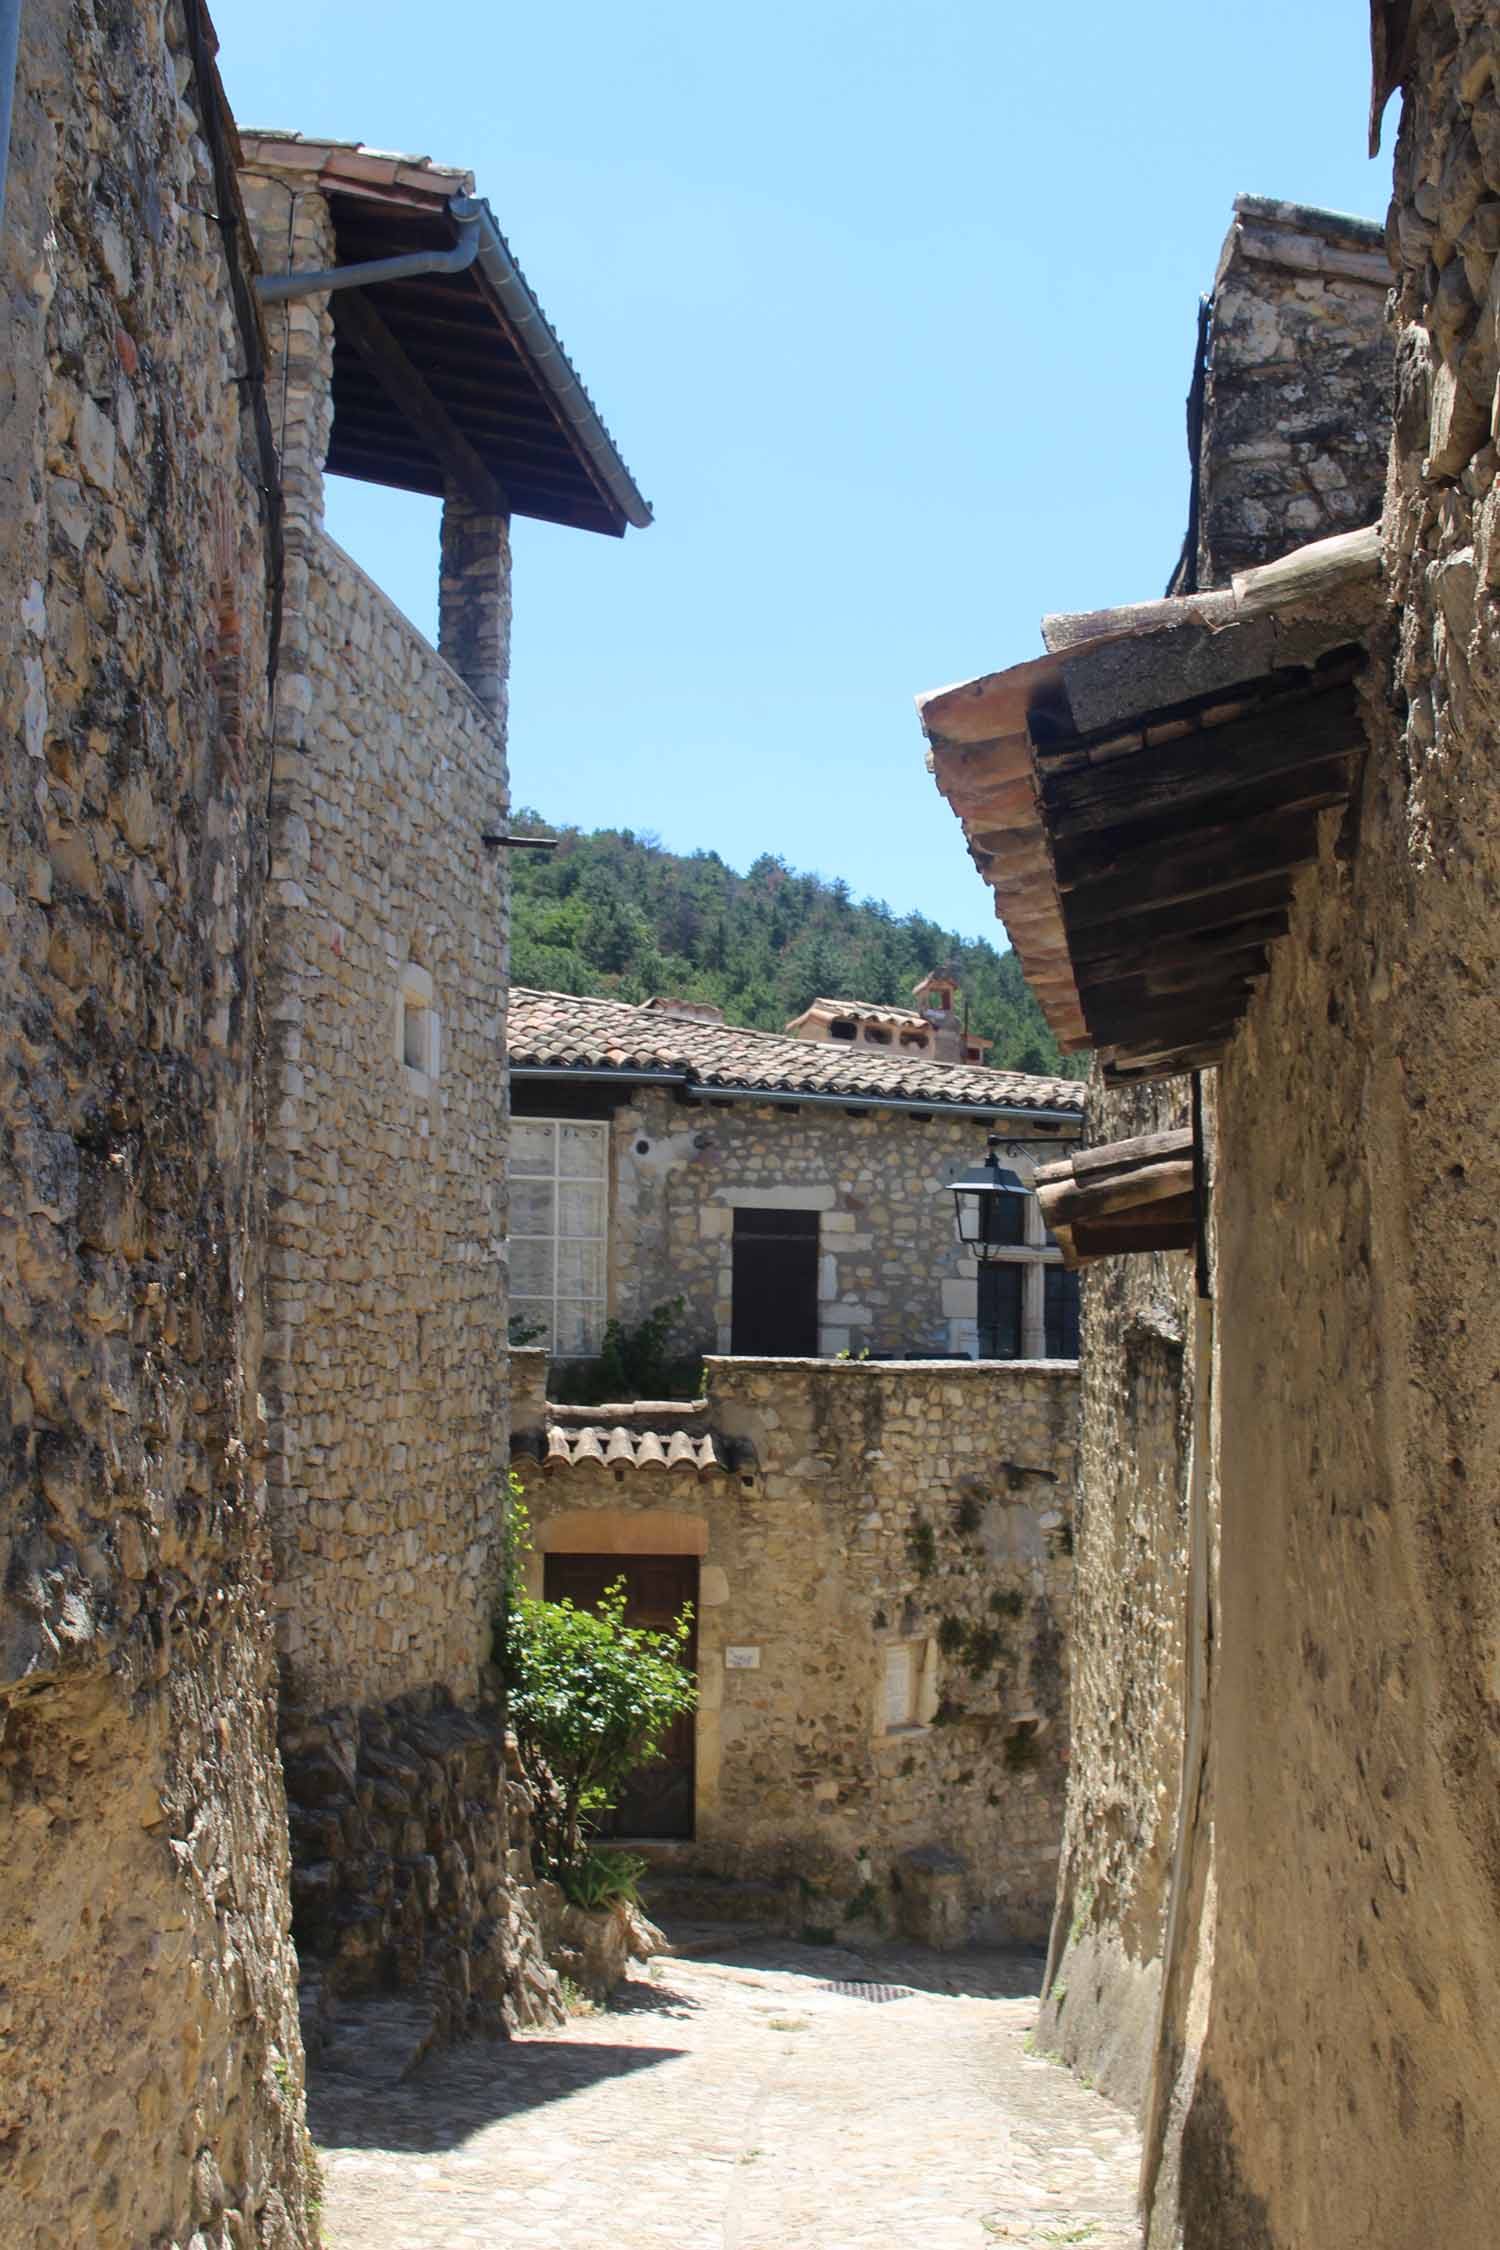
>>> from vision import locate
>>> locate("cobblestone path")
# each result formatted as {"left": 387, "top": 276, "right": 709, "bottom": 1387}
{"left": 310, "top": 1926, "right": 1142, "bottom": 2250}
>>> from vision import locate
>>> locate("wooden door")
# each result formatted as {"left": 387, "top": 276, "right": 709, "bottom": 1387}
{"left": 542, "top": 1553, "right": 698, "bottom": 1839}
{"left": 731, "top": 1207, "right": 820, "bottom": 1355}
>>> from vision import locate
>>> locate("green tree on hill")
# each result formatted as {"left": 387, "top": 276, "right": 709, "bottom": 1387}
{"left": 507, "top": 813, "right": 1085, "bottom": 1078}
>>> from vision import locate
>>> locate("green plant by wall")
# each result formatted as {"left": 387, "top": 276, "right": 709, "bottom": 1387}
{"left": 906, "top": 1516, "right": 937, "bottom": 1575}
{"left": 550, "top": 1296, "right": 705, "bottom": 1404}
{"left": 565, "top": 1845, "right": 648, "bottom": 1912}
{"left": 501, "top": 1576, "right": 696, "bottom": 1900}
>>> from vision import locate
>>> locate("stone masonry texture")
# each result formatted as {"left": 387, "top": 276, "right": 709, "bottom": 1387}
{"left": 1051, "top": 17, "right": 1500, "bottom": 2247}
{"left": 605, "top": 1084, "right": 1075, "bottom": 1359}
{"left": 0, "top": 4, "right": 311, "bottom": 2244}
{"left": 241, "top": 163, "right": 513, "bottom": 1716}
{"left": 1035, "top": 1077, "right": 1193, "bottom": 2121}
{"left": 237, "top": 153, "right": 551, "bottom": 2055}
{"left": 516, "top": 1353, "right": 1079, "bottom": 1943}
{"left": 1190, "top": 194, "right": 1395, "bottom": 589}
{"left": 1155, "top": 12, "right": 1500, "bottom": 2244}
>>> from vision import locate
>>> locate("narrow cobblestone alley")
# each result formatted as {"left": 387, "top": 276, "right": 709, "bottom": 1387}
{"left": 311, "top": 1928, "right": 1142, "bottom": 2249}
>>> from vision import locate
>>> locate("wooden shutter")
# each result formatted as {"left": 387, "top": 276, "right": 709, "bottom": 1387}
{"left": 731, "top": 1208, "right": 820, "bottom": 1356}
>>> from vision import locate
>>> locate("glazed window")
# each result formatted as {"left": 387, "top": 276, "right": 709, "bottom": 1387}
{"left": 962, "top": 1183, "right": 1078, "bottom": 1362}
{"left": 509, "top": 1118, "right": 608, "bottom": 1356}
{"left": 395, "top": 965, "right": 439, "bottom": 1087}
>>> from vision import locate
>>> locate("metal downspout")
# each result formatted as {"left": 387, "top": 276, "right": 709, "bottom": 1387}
{"left": 255, "top": 201, "right": 481, "bottom": 304}
{"left": 0, "top": 0, "right": 22, "bottom": 238}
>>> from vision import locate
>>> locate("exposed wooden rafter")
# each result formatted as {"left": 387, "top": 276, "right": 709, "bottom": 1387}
{"left": 332, "top": 289, "right": 508, "bottom": 516}
{"left": 1035, "top": 1128, "right": 1197, "bottom": 1265}
{"left": 919, "top": 526, "right": 1384, "bottom": 1085}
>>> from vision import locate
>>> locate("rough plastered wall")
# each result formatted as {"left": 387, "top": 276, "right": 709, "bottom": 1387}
{"left": 0, "top": 4, "right": 311, "bottom": 2245}
{"left": 1036, "top": 1079, "right": 1195, "bottom": 2119}
{"left": 516, "top": 1355, "right": 1078, "bottom": 1943}
{"left": 1191, "top": 193, "right": 1394, "bottom": 587}
{"left": 604, "top": 1083, "right": 1077, "bottom": 1358}
{"left": 1040, "top": 187, "right": 1396, "bottom": 2143}
{"left": 1138, "top": 12, "right": 1500, "bottom": 2246}
{"left": 240, "top": 164, "right": 512, "bottom": 1714}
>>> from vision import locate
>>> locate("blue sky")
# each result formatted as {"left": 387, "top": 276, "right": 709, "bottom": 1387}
{"left": 213, "top": 0, "right": 1388, "bottom": 945}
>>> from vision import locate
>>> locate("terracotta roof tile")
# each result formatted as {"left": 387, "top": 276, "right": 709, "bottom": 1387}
{"left": 508, "top": 988, "right": 1083, "bottom": 1115}
{"left": 540, "top": 1423, "right": 730, "bottom": 1474}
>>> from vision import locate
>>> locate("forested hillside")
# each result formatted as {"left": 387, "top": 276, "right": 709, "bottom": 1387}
{"left": 508, "top": 815, "right": 1085, "bottom": 1078}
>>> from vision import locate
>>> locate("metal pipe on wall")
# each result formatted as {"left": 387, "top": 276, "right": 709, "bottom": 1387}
{"left": 0, "top": 0, "right": 23, "bottom": 239}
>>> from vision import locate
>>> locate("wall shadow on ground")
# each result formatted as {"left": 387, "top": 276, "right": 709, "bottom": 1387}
{"left": 309, "top": 2033, "right": 688, "bottom": 2153}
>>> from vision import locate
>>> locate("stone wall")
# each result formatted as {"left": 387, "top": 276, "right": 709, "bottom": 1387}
{"left": 597, "top": 1082, "right": 1076, "bottom": 1358}
{"left": 1187, "top": 194, "right": 1394, "bottom": 589}
{"left": 1138, "top": 12, "right": 1500, "bottom": 2244}
{"left": 515, "top": 1354, "right": 1078, "bottom": 1943}
{"left": 259, "top": 527, "right": 511, "bottom": 1710}
{"left": 1036, "top": 1079, "right": 1195, "bottom": 2118}
{"left": 241, "top": 157, "right": 513, "bottom": 1714}
{"left": 0, "top": 4, "right": 310, "bottom": 2244}
{"left": 1042, "top": 183, "right": 1396, "bottom": 2148}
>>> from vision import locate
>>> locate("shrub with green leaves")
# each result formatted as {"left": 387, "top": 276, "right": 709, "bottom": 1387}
{"left": 503, "top": 1578, "right": 696, "bottom": 1899}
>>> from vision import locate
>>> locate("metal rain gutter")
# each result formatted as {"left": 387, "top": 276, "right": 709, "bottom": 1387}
{"left": 507, "top": 1065, "right": 1081, "bottom": 1130}
{"left": 0, "top": 0, "right": 21, "bottom": 238}
{"left": 456, "top": 194, "right": 653, "bottom": 532}
{"left": 255, "top": 202, "right": 482, "bottom": 303}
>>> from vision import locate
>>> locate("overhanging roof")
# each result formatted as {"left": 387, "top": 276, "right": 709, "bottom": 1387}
{"left": 919, "top": 527, "right": 1382, "bottom": 1086}
{"left": 240, "top": 134, "right": 650, "bottom": 537}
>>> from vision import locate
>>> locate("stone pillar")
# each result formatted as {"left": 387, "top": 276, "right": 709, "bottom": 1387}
{"left": 439, "top": 488, "right": 512, "bottom": 725}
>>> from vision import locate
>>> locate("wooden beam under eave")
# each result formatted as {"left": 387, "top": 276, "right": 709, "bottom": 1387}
{"left": 333, "top": 289, "right": 509, "bottom": 516}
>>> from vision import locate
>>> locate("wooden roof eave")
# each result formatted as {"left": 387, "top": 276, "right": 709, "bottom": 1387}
{"left": 919, "top": 527, "right": 1383, "bottom": 1081}
{"left": 1034, "top": 1127, "right": 1197, "bottom": 1265}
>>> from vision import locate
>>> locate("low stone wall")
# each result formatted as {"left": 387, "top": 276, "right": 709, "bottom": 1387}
{"left": 284, "top": 1690, "right": 559, "bottom": 2051}
{"left": 515, "top": 1354, "right": 1078, "bottom": 1943}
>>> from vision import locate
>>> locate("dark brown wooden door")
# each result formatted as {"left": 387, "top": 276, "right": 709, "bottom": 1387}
{"left": 731, "top": 1207, "right": 819, "bottom": 1355}
{"left": 542, "top": 1553, "right": 698, "bottom": 1839}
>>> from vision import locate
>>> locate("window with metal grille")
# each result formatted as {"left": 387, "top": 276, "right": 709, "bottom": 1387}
{"left": 978, "top": 1260, "right": 1025, "bottom": 1359}
{"left": 509, "top": 1118, "right": 608, "bottom": 1355}
{"left": 1045, "top": 1265, "right": 1082, "bottom": 1359}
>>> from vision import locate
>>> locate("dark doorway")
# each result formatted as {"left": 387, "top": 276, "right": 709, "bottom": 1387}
{"left": 542, "top": 1553, "right": 698, "bottom": 1839}
{"left": 731, "top": 1207, "right": 820, "bottom": 1355}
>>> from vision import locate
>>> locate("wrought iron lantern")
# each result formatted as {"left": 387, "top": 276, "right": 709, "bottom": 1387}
{"left": 950, "top": 1135, "right": 1029, "bottom": 1261}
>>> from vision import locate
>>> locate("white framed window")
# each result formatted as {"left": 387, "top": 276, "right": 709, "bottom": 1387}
{"left": 395, "top": 964, "right": 440, "bottom": 1090}
{"left": 510, "top": 1118, "right": 608, "bottom": 1355}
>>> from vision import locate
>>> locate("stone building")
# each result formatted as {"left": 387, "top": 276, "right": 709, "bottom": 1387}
{"left": 921, "top": 26, "right": 1500, "bottom": 2243}
{"left": 505, "top": 987, "right": 1084, "bottom": 1939}
{"left": 511, "top": 1349, "right": 1079, "bottom": 1945}
{"left": 232, "top": 136, "right": 650, "bottom": 2033}
{"left": 0, "top": 4, "right": 312, "bottom": 2243}
{"left": 507, "top": 984, "right": 1083, "bottom": 1363}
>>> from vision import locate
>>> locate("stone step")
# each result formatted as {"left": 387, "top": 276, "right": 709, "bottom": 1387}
{"left": 639, "top": 1870, "right": 793, "bottom": 1930}
{"left": 313, "top": 1993, "right": 439, "bottom": 2088}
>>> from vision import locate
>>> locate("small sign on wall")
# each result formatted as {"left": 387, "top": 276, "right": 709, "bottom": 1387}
{"left": 725, "top": 1646, "right": 761, "bottom": 1670}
